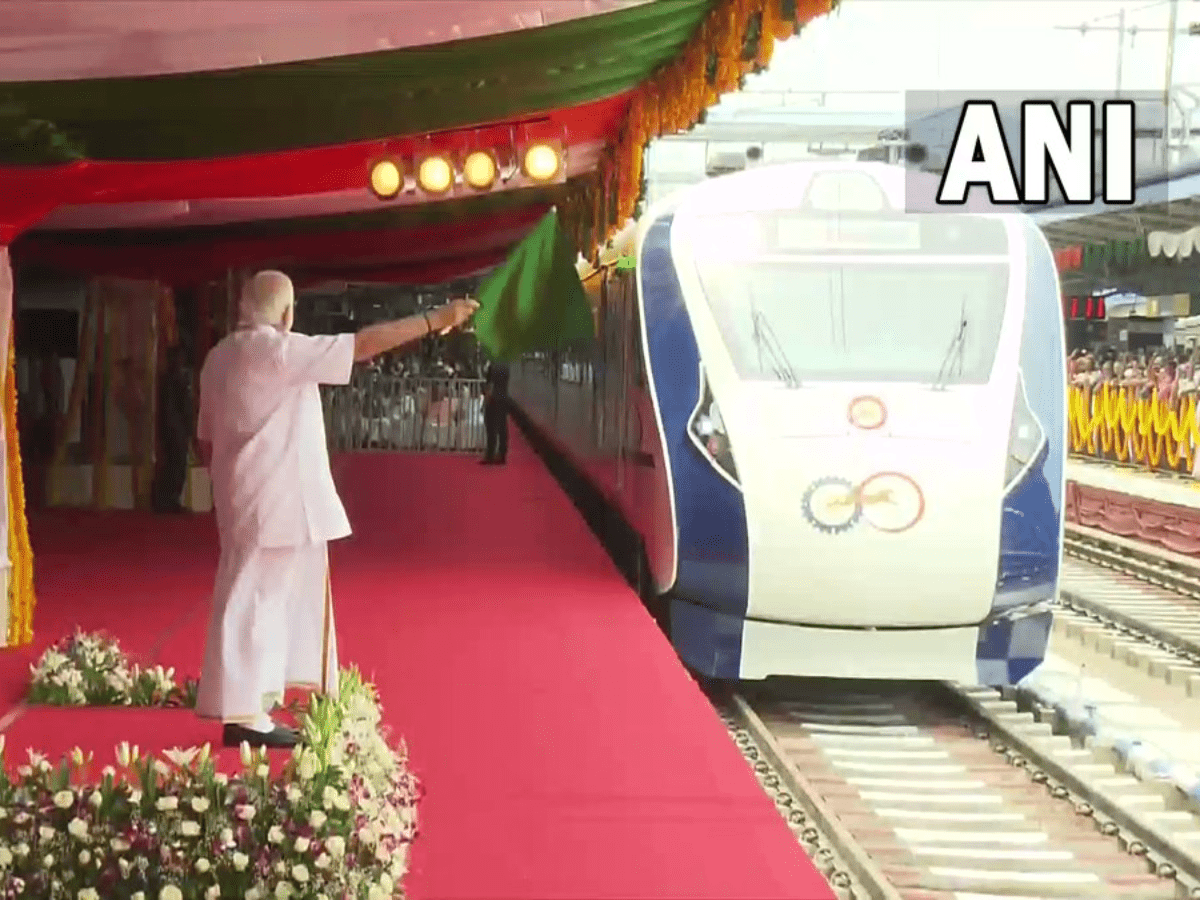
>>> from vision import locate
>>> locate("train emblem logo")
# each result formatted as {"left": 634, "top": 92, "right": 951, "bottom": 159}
{"left": 801, "top": 473, "right": 925, "bottom": 535}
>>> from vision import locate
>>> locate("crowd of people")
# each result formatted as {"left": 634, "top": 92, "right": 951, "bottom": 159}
{"left": 1068, "top": 347, "right": 1200, "bottom": 405}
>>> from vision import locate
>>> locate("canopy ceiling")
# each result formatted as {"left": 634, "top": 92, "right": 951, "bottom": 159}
{"left": 1, "top": 0, "right": 837, "bottom": 286}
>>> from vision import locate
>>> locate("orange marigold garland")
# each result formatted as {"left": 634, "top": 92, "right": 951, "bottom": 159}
{"left": 5, "top": 326, "right": 34, "bottom": 646}
{"left": 564, "top": 0, "right": 836, "bottom": 260}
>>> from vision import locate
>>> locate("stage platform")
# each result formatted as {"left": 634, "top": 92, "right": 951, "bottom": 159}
{"left": 0, "top": 435, "right": 830, "bottom": 900}
{"left": 1067, "top": 458, "right": 1200, "bottom": 555}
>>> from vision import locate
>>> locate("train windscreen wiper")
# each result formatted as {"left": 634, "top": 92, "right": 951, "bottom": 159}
{"left": 748, "top": 288, "right": 801, "bottom": 389}
{"left": 932, "top": 296, "right": 968, "bottom": 391}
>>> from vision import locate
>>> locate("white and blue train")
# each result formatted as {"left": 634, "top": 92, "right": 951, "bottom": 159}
{"left": 511, "top": 161, "right": 1066, "bottom": 685}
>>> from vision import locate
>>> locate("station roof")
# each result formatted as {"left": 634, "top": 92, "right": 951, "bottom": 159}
{"left": 0, "top": 0, "right": 838, "bottom": 286}
{"left": 1034, "top": 167, "right": 1200, "bottom": 247}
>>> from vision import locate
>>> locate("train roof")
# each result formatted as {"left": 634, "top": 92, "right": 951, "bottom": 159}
{"left": 577, "top": 161, "right": 1038, "bottom": 281}
{"left": 643, "top": 161, "right": 1025, "bottom": 224}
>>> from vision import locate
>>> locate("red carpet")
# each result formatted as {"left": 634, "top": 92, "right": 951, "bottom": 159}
{"left": 1, "top": 435, "right": 832, "bottom": 900}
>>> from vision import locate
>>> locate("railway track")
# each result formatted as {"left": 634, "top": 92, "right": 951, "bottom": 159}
{"left": 1060, "top": 525, "right": 1200, "bottom": 675}
{"left": 721, "top": 679, "right": 1200, "bottom": 900}
{"left": 715, "top": 525, "right": 1200, "bottom": 899}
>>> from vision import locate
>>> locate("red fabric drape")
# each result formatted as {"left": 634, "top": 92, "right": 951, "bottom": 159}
{"left": 0, "top": 93, "right": 630, "bottom": 216}
{"left": 1066, "top": 481, "right": 1200, "bottom": 555}
{"left": 17, "top": 204, "right": 550, "bottom": 287}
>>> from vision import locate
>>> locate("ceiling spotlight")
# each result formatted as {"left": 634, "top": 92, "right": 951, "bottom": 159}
{"left": 522, "top": 142, "right": 562, "bottom": 182}
{"left": 369, "top": 159, "right": 403, "bottom": 199}
{"left": 463, "top": 150, "right": 498, "bottom": 190}
{"left": 417, "top": 154, "right": 454, "bottom": 194}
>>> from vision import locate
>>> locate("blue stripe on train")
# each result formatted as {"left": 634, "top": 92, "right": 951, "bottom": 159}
{"left": 976, "top": 222, "right": 1064, "bottom": 686}
{"left": 639, "top": 215, "right": 750, "bottom": 679}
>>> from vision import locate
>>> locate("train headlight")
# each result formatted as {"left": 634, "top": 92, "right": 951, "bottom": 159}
{"left": 1004, "top": 375, "right": 1046, "bottom": 491}
{"left": 688, "top": 372, "right": 740, "bottom": 486}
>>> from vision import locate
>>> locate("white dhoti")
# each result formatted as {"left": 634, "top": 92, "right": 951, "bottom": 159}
{"left": 195, "top": 540, "right": 339, "bottom": 722}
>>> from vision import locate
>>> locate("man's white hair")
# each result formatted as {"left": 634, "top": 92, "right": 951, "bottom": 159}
{"left": 239, "top": 270, "right": 294, "bottom": 326}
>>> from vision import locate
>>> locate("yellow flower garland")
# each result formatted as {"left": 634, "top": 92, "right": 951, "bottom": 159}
{"left": 1068, "top": 383, "right": 1200, "bottom": 474}
{"left": 561, "top": 0, "right": 837, "bottom": 258}
{"left": 5, "top": 327, "right": 34, "bottom": 646}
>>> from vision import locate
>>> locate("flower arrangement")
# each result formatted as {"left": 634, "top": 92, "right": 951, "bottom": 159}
{"left": 27, "top": 630, "right": 196, "bottom": 708}
{"left": 1, "top": 667, "right": 422, "bottom": 899}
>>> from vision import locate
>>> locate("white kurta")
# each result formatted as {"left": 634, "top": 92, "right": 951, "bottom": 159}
{"left": 194, "top": 326, "right": 355, "bottom": 722}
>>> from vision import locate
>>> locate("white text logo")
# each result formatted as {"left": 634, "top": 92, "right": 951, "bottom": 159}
{"left": 936, "top": 100, "right": 1135, "bottom": 207}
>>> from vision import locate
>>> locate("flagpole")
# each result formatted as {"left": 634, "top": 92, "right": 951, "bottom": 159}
{"left": 320, "top": 547, "right": 333, "bottom": 695}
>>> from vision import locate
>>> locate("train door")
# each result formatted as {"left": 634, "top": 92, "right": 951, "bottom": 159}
{"left": 615, "top": 271, "right": 634, "bottom": 492}
{"left": 593, "top": 278, "right": 608, "bottom": 451}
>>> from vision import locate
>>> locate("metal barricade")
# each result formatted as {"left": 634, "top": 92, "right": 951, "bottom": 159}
{"left": 323, "top": 374, "right": 486, "bottom": 452}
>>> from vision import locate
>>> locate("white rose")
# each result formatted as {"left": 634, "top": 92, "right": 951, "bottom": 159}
{"left": 321, "top": 786, "right": 337, "bottom": 809}
{"left": 232, "top": 852, "right": 250, "bottom": 872}
{"left": 309, "top": 810, "right": 327, "bottom": 829}
{"left": 291, "top": 864, "right": 309, "bottom": 883}
{"left": 78, "top": 889, "right": 99, "bottom": 900}
{"left": 52, "top": 790, "right": 75, "bottom": 809}
{"left": 131, "top": 893, "right": 145, "bottom": 900}
{"left": 294, "top": 836, "right": 310, "bottom": 853}
{"left": 160, "top": 885, "right": 184, "bottom": 900}
{"left": 38, "top": 826, "right": 55, "bottom": 841}
{"left": 78, "top": 850, "right": 90, "bottom": 865}
{"left": 67, "top": 818, "right": 88, "bottom": 839}
{"left": 180, "top": 821, "right": 201, "bottom": 837}
{"left": 236, "top": 804, "right": 256, "bottom": 821}
{"left": 325, "top": 836, "right": 345, "bottom": 859}
{"left": 367, "top": 885, "right": 387, "bottom": 900}
{"left": 190, "top": 797, "right": 210, "bottom": 813}
{"left": 155, "top": 796, "right": 178, "bottom": 811}
{"left": 314, "top": 853, "right": 331, "bottom": 870}
{"left": 297, "top": 753, "right": 319, "bottom": 781}
{"left": 0, "top": 846, "right": 12, "bottom": 867}
{"left": 220, "top": 827, "right": 234, "bottom": 846}
{"left": 268, "top": 826, "right": 285, "bottom": 844}
{"left": 195, "top": 858, "right": 211, "bottom": 874}
{"left": 206, "top": 888, "right": 220, "bottom": 900}
{"left": 333, "top": 794, "right": 351, "bottom": 812}
{"left": 88, "top": 791, "right": 102, "bottom": 808}
{"left": 245, "top": 891, "right": 261, "bottom": 900}
{"left": 274, "top": 883, "right": 293, "bottom": 899}
{"left": 256, "top": 764, "right": 269, "bottom": 778}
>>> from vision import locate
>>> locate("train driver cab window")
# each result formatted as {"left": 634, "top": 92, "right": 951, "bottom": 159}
{"left": 690, "top": 211, "right": 1011, "bottom": 385}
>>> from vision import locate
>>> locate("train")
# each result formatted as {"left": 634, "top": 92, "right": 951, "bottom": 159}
{"left": 510, "top": 161, "right": 1066, "bottom": 686}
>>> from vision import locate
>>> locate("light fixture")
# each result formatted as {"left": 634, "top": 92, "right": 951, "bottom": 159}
{"left": 417, "top": 154, "right": 454, "bottom": 194}
{"left": 369, "top": 159, "right": 403, "bottom": 199}
{"left": 462, "top": 150, "right": 498, "bottom": 190}
{"left": 522, "top": 141, "right": 563, "bottom": 182}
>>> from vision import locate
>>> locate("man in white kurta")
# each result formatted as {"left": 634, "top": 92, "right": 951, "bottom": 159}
{"left": 195, "top": 270, "right": 477, "bottom": 747}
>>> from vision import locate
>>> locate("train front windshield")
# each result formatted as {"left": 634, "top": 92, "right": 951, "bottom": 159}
{"left": 689, "top": 211, "right": 1013, "bottom": 385}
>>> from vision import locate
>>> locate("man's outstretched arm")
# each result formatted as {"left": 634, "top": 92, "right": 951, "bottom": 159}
{"left": 352, "top": 297, "right": 478, "bottom": 363}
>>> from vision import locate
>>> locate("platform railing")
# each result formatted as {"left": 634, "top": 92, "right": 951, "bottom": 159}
{"left": 1068, "top": 383, "right": 1200, "bottom": 475}
{"left": 323, "top": 374, "right": 486, "bottom": 452}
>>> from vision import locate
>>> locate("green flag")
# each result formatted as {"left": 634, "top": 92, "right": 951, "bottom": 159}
{"left": 471, "top": 208, "right": 594, "bottom": 360}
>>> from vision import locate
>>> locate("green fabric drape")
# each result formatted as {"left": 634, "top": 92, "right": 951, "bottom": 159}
{"left": 472, "top": 209, "right": 594, "bottom": 360}
{"left": 1, "top": 0, "right": 711, "bottom": 163}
